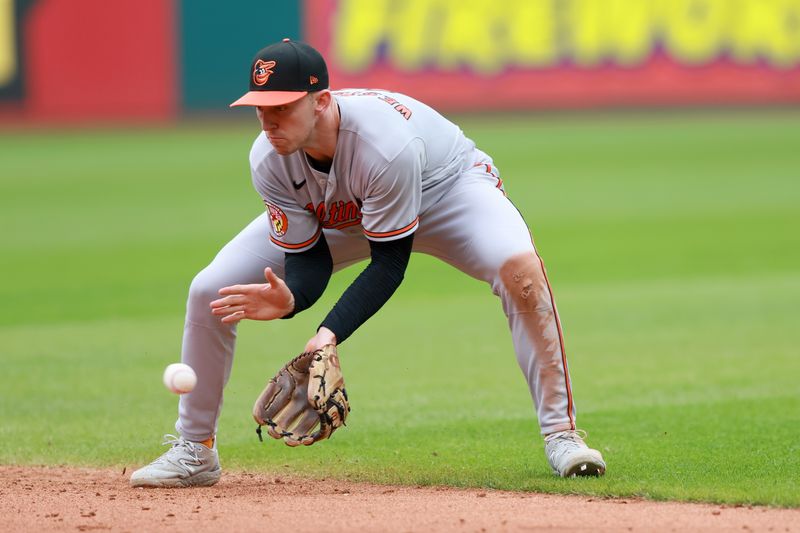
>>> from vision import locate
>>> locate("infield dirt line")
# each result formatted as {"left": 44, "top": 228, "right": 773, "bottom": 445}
{"left": 1, "top": 466, "right": 797, "bottom": 532}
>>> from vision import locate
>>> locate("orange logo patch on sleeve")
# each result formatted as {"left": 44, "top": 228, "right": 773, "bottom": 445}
{"left": 265, "top": 202, "right": 288, "bottom": 236}
{"left": 253, "top": 60, "right": 276, "bottom": 86}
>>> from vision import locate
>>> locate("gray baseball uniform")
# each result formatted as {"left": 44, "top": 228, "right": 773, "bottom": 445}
{"left": 177, "top": 89, "right": 576, "bottom": 441}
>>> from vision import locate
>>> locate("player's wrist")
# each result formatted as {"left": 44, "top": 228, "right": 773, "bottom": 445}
{"left": 281, "top": 293, "right": 296, "bottom": 319}
{"left": 316, "top": 326, "right": 337, "bottom": 346}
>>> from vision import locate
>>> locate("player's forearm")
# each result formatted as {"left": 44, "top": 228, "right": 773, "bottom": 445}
{"left": 320, "top": 233, "right": 414, "bottom": 343}
{"left": 281, "top": 234, "right": 333, "bottom": 318}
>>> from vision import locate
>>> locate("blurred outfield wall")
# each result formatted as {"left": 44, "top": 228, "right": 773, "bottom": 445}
{"left": 1, "top": 0, "right": 799, "bottom": 123}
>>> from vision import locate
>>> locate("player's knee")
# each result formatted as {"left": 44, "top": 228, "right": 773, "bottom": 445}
{"left": 498, "top": 252, "right": 552, "bottom": 312}
{"left": 187, "top": 267, "right": 224, "bottom": 309}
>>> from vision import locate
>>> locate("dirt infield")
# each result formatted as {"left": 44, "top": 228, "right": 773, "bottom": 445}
{"left": 1, "top": 466, "right": 797, "bottom": 532}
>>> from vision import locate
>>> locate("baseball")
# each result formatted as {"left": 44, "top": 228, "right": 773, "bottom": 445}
{"left": 163, "top": 363, "right": 197, "bottom": 394}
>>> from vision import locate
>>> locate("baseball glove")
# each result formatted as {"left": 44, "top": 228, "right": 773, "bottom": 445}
{"left": 252, "top": 344, "right": 350, "bottom": 447}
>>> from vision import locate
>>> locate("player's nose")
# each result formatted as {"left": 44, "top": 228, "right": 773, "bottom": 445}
{"left": 256, "top": 107, "right": 278, "bottom": 130}
{"left": 260, "top": 116, "right": 278, "bottom": 131}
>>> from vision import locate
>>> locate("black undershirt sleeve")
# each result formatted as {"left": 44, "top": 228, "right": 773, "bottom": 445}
{"left": 320, "top": 233, "right": 414, "bottom": 344}
{"left": 281, "top": 233, "right": 333, "bottom": 319}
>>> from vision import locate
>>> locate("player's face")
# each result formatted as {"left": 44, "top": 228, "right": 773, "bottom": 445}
{"left": 256, "top": 94, "right": 317, "bottom": 155}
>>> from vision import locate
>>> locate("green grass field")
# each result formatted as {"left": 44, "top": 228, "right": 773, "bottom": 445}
{"left": 1, "top": 110, "right": 798, "bottom": 507}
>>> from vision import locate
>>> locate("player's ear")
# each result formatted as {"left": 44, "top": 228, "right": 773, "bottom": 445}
{"left": 312, "top": 90, "right": 331, "bottom": 114}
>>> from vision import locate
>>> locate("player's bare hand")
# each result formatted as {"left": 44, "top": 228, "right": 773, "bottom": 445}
{"left": 304, "top": 326, "right": 337, "bottom": 352}
{"left": 210, "top": 267, "right": 295, "bottom": 324}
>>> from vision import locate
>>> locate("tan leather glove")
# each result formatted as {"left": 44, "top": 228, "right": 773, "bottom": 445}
{"left": 252, "top": 344, "right": 350, "bottom": 446}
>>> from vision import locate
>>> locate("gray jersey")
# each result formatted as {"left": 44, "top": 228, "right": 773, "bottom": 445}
{"left": 177, "top": 93, "right": 578, "bottom": 448}
{"left": 250, "top": 89, "right": 476, "bottom": 252}
{"left": 167, "top": 48, "right": 585, "bottom": 461}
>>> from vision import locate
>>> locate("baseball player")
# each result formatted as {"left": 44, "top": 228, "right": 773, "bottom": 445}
{"left": 130, "top": 39, "right": 606, "bottom": 488}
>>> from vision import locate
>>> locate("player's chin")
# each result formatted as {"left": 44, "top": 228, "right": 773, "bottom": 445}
{"left": 268, "top": 138, "right": 298, "bottom": 155}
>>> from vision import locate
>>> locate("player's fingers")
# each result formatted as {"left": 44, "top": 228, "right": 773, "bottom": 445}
{"left": 217, "top": 283, "right": 261, "bottom": 296}
{"left": 217, "top": 284, "right": 245, "bottom": 296}
{"left": 211, "top": 305, "right": 242, "bottom": 316}
{"left": 220, "top": 311, "right": 245, "bottom": 324}
{"left": 264, "top": 267, "right": 283, "bottom": 286}
{"left": 209, "top": 294, "right": 246, "bottom": 309}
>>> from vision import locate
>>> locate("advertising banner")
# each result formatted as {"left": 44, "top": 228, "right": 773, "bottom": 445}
{"left": 3, "top": 0, "right": 799, "bottom": 122}
{"left": 306, "top": 0, "right": 800, "bottom": 111}
{"left": 0, "top": 0, "right": 176, "bottom": 121}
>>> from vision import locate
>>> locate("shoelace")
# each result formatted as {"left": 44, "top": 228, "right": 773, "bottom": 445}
{"left": 545, "top": 429, "right": 589, "bottom": 461}
{"left": 159, "top": 434, "right": 200, "bottom": 463}
{"left": 544, "top": 429, "right": 588, "bottom": 444}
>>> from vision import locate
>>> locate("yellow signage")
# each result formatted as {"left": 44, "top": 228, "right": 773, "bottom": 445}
{"left": 0, "top": 0, "right": 16, "bottom": 86}
{"left": 333, "top": 0, "right": 800, "bottom": 72}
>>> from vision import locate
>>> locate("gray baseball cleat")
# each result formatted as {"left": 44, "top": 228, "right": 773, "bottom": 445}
{"left": 130, "top": 434, "right": 221, "bottom": 488}
{"left": 544, "top": 429, "right": 606, "bottom": 477}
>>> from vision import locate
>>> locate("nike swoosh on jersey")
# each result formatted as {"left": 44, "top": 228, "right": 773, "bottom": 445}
{"left": 292, "top": 179, "right": 306, "bottom": 190}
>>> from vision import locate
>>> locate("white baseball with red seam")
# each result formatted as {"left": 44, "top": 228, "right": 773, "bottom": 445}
{"left": 163, "top": 363, "right": 197, "bottom": 394}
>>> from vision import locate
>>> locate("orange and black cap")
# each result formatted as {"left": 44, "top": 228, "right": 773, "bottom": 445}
{"left": 230, "top": 39, "right": 329, "bottom": 108}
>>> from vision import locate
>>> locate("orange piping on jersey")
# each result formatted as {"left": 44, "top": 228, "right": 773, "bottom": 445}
{"left": 473, "top": 162, "right": 496, "bottom": 175}
{"left": 363, "top": 217, "right": 419, "bottom": 239}
{"left": 327, "top": 219, "right": 363, "bottom": 231}
{"left": 270, "top": 227, "right": 322, "bottom": 250}
{"left": 485, "top": 164, "right": 502, "bottom": 188}
{"left": 533, "top": 245, "right": 575, "bottom": 430}
{"left": 475, "top": 162, "right": 504, "bottom": 192}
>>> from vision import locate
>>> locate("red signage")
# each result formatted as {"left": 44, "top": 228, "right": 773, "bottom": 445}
{"left": 1, "top": 0, "right": 176, "bottom": 122}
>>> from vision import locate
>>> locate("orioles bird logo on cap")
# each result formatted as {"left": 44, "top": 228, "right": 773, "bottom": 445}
{"left": 253, "top": 59, "right": 276, "bottom": 86}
